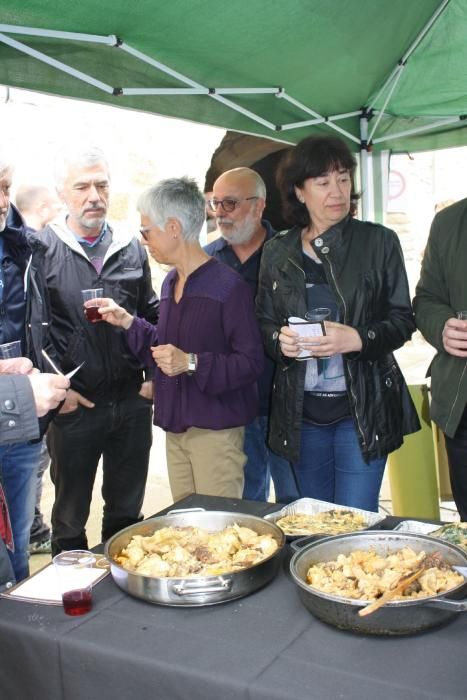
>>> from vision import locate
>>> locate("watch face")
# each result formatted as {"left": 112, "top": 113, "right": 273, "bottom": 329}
{"left": 188, "top": 353, "right": 196, "bottom": 372}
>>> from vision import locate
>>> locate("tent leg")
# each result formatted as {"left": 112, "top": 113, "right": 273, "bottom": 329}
{"left": 359, "top": 114, "right": 374, "bottom": 222}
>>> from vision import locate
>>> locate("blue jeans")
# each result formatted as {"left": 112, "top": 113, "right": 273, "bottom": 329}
{"left": 29, "top": 438, "right": 51, "bottom": 543}
{"left": 0, "top": 440, "right": 42, "bottom": 581}
{"left": 243, "top": 416, "right": 300, "bottom": 503}
{"left": 293, "top": 419, "right": 386, "bottom": 512}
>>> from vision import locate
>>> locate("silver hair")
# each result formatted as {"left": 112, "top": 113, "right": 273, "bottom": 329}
{"left": 137, "top": 177, "right": 205, "bottom": 243}
{"left": 54, "top": 145, "right": 110, "bottom": 188}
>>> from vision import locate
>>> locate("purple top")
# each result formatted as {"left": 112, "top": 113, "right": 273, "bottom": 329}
{"left": 125, "top": 257, "right": 263, "bottom": 433}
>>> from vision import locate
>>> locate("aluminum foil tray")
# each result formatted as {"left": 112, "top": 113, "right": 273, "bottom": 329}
{"left": 393, "top": 520, "right": 442, "bottom": 535}
{"left": 264, "top": 497, "right": 384, "bottom": 541}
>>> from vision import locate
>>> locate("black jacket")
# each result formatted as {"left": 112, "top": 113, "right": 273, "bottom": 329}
{"left": 1, "top": 205, "right": 33, "bottom": 351}
{"left": 2, "top": 206, "right": 52, "bottom": 372}
{"left": 256, "top": 217, "right": 420, "bottom": 462}
{"left": 39, "top": 219, "right": 159, "bottom": 403}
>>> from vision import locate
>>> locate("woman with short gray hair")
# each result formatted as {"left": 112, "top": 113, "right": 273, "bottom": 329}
{"left": 95, "top": 177, "right": 264, "bottom": 502}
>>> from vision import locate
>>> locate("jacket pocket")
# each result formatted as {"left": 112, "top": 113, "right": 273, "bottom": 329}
{"left": 61, "top": 329, "right": 85, "bottom": 370}
{"left": 272, "top": 282, "right": 305, "bottom": 324}
{"left": 375, "top": 361, "right": 403, "bottom": 441}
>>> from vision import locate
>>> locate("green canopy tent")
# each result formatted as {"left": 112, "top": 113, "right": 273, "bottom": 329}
{"left": 1, "top": 0, "right": 467, "bottom": 216}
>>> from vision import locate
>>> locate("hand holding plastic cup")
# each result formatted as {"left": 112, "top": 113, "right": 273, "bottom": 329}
{"left": 0, "top": 340, "right": 22, "bottom": 359}
{"left": 53, "top": 549, "right": 95, "bottom": 615}
{"left": 304, "top": 307, "right": 331, "bottom": 359}
{"left": 82, "top": 288, "right": 104, "bottom": 323}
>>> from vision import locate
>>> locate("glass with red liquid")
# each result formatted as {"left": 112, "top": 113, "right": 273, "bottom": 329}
{"left": 53, "top": 550, "right": 95, "bottom": 616}
{"left": 81, "top": 288, "right": 104, "bottom": 323}
{"left": 62, "top": 588, "right": 93, "bottom": 615}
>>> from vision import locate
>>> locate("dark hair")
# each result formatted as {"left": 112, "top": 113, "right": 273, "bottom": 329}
{"left": 278, "top": 135, "right": 357, "bottom": 227}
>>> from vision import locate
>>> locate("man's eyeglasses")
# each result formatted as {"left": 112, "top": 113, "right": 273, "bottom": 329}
{"left": 208, "top": 196, "right": 259, "bottom": 213}
{"left": 139, "top": 227, "right": 151, "bottom": 241}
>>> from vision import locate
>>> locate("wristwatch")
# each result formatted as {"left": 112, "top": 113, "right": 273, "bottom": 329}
{"left": 187, "top": 352, "right": 197, "bottom": 375}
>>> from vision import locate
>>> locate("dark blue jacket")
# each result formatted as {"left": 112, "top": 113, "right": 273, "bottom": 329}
{"left": 0, "top": 205, "right": 30, "bottom": 348}
{"left": 205, "top": 221, "right": 277, "bottom": 416}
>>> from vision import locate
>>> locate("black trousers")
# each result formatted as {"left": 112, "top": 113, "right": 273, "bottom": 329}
{"left": 48, "top": 394, "right": 153, "bottom": 555}
{"left": 444, "top": 404, "right": 467, "bottom": 521}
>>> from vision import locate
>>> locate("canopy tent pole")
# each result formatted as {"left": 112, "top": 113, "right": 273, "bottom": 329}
{"left": 0, "top": 4, "right": 463, "bottom": 152}
{"left": 0, "top": 31, "right": 115, "bottom": 94}
{"left": 366, "top": 0, "right": 450, "bottom": 144}
{"left": 275, "top": 92, "right": 359, "bottom": 143}
{"left": 280, "top": 110, "right": 361, "bottom": 132}
{"left": 359, "top": 113, "right": 374, "bottom": 221}
{"left": 367, "top": 0, "right": 450, "bottom": 114}
{"left": 372, "top": 116, "right": 467, "bottom": 145}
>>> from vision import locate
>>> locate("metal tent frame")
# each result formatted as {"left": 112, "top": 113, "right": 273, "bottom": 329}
{"left": 0, "top": 0, "right": 465, "bottom": 218}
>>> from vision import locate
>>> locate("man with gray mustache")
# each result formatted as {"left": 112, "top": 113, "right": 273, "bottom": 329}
{"left": 39, "top": 145, "right": 159, "bottom": 555}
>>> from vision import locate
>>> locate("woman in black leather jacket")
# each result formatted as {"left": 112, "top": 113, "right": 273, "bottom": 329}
{"left": 256, "top": 135, "right": 419, "bottom": 511}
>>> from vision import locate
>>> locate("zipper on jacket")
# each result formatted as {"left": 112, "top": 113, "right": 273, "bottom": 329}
{"left": 446, "top": 361, "right": 467, "bottom": 432}
{"left": 288, "top": 257, "right": 306, "bottom": 279}
{"left": 281, "top": 257, "right": 306, "bottom": 373}
{"left": 324, "top": 255, "right": 367, "bottom": 449}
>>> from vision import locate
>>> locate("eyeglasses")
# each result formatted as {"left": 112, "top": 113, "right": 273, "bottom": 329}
{"left": 139, "top": 227, "right": 151, "bottom": 241}
{"left": 208, "top": 196, "right": 259, "bottom": 213}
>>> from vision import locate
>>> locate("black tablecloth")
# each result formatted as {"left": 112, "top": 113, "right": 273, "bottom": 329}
{"left": 1, "top": 495, "right": 466, "bottom": 700}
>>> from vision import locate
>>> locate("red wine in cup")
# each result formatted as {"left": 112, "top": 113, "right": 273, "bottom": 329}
{"left": 84, "top": 306, "right": 102, "bottom": 323}
{"left": 62, "top": 588, "right": 93, "bottom": 615}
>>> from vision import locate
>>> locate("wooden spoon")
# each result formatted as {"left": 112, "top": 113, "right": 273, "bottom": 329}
{"left": 358, "top": 565, "right": 426, "bottom": 617}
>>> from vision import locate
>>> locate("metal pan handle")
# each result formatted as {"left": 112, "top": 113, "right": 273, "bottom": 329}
{"left": 170, "top": 576, "right": 233, "bottom": 597}
{"left": 423, "top": 597, "right": 467, "bottom": 612}
{"left": 167, "top": 507, "right": 206, "bottom": 515}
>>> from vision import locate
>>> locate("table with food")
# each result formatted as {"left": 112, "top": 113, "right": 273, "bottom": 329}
{"left": 1, "top": 494, "right": 467, "bottom": 700}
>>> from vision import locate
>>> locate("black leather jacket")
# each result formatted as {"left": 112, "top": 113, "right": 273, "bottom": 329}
{"left": 256, "top": 217, "right": 420, "bottom": 462}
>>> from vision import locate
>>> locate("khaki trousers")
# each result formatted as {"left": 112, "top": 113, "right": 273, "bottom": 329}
{"left": 166, "top": 426, "right": 246, "bottom": 502}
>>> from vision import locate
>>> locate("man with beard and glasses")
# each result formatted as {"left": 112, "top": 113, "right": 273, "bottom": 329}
{"left": 205, "top": 168, "right": 299, "bottom": 504}
{"left": 40, "top": 145, "right": 159, "bottom": 555}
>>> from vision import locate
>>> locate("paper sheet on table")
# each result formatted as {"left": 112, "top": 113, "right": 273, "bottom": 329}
{"left": 0, "top": 560, "right": 109, "bottom": 605}
{"left": 288, "top": 316, "right": 324, "bottom": 360}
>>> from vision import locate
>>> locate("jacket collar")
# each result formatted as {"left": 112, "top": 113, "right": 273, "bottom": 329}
{"left": 278, "top": 216, "right": 350, "bottom": 261}
{"left": 49, "top": 215, "right": 135, "bottom": 262}
{"left": 310, "top": 215, "right": 350, "bottom": 252}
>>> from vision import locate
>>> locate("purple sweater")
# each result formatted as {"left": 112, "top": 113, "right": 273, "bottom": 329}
{"left": 125, "top": 258, "right": 263, "bottom": 433}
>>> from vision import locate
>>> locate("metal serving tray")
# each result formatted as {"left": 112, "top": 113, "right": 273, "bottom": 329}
{"left": 393, "top": 520, "right": 439, "bottom": 535}
{"left": 264, "top": 497, "right": 384, "bottom": 541}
